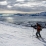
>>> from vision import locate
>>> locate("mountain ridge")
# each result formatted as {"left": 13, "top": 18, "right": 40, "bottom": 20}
{"left": 0, "top": 12, "right": 46, "bottom": 17}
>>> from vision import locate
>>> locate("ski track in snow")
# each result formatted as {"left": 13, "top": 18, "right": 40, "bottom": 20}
{"left": 0, "top": 21, "right": 46, "bottom": 46}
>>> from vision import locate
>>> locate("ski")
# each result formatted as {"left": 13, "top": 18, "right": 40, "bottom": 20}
{"left": 36, "top": 37, "right": 46, "bottom": 43}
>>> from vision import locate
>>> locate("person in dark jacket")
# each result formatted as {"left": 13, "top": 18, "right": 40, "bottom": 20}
{"left": 36, "top": 23, "right": 42, "bottom": 38}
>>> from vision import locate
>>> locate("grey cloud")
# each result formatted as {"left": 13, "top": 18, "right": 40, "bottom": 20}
{"left": 31, "top": 0, "right": 46, "bottom": 1}
{"left": 13, "top": 6, "right": 32, "bottom": 12}
{"left": 0, "top": 0, "right": 46, "bottom": 12}
{"left": 7, "top": 5, "right": 46, "bottom": 12}
{"left": 0, "top": 5, "right": 13, "bottom": 10}
{"left": 7, "top": 0, "right": 14, "bottom": 1}
{"left": 24, "top": 0, "right": 46, "bottom": 2}
{"left": 31, "top": 6, "right": 46, "bottom": 11}
{"left": 7, "top": 0, "right": 17, "bottom": 5}
{"left": 0, "top": 4, "right": 46, "bottom": 12}
{"left": 6, "top": 0, "right": 46, "bottom": 6}
{"left": 0, "top": 0, "right": 5, "bottom": 1}
{"left": 0, "top": 5, "right": 8, "bottom": 10}
{"left": 35, "top": 0, "right": 46, "bottom": 1}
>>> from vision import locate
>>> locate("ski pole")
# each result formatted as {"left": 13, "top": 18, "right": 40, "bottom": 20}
{"left": 32, "top": 27, "right": 34, "bottom": 37}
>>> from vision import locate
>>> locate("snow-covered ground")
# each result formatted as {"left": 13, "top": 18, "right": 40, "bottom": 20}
{"left": 0, "top": 21, "right": 46, "bottom": 46}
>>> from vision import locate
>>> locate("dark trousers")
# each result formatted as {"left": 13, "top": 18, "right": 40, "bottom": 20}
{"left": 36, "top": 31, "right": 41, "bottom": 37}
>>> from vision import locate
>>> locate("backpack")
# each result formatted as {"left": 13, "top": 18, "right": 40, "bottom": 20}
{"left": 37, "top": 24, "right": 42, "bottom": 31}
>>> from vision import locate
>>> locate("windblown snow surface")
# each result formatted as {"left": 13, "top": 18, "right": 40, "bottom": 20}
{"left": 0, "top": 21, "right": 46, "bottom": 46}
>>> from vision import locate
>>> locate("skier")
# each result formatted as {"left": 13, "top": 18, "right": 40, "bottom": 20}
{"left": 36, "top": 23, "right": 42, "bottom": 38}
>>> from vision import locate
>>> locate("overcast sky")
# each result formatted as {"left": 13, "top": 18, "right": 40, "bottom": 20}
{"left": 0, "top": 0, "right": 46, "bottom": 13}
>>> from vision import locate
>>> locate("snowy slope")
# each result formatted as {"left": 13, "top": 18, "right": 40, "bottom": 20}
{"left": 0, "top": 21, "right": 46, "bottom": 46}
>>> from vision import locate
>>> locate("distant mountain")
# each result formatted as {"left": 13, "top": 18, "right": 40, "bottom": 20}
{"left": 38, "top": 12, "right": 46, "bottom": 16}
{"left": 13, "top": 12, "right": 46, "bottom": 16}
{"left": 0, "top": 12, "right": 46, "bottom": 17}
{"left": 29, "top": 12, "right": 46, "bottom": 16}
